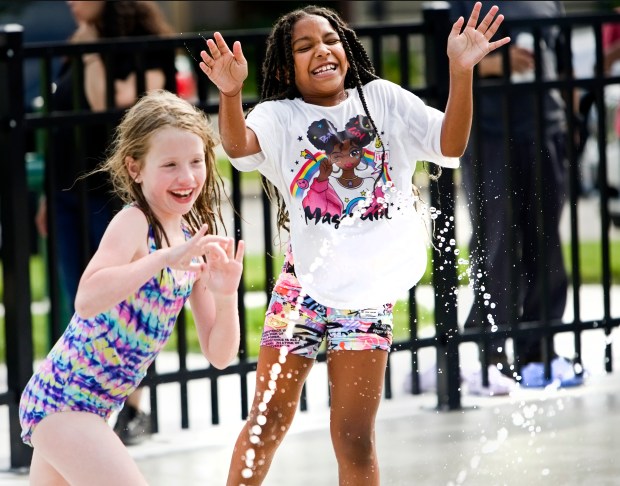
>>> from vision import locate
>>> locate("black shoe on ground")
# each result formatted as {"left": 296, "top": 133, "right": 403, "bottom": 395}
{"left": 113, "top": 404, "right": 152, "bottom": 446}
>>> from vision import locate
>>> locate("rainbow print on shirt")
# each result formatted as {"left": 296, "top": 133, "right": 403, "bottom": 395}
{"left": 290, "top": 147, "right": 390, "bottom": 198}
{"left": 290, "top": 150, "right": 326, "bottom": 198}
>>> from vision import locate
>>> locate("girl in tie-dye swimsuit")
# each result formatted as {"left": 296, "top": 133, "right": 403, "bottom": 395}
{"left": 19, "top": 90, "right": 244, "bottom": 486}
{"left": 20, "top": 222, "right": 196, "bottom": 445}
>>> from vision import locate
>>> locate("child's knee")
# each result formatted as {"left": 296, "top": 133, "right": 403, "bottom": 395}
{"left": 332, "top": 429, "right": 375, "bottom": 463}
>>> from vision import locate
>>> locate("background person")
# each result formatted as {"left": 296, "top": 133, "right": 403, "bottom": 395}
{"left": 450, "top": 1, "right": 582, "bottom": 389}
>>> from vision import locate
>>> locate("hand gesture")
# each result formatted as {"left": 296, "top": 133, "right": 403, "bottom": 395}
{"left": 317, "top": 157, "right": 333, "bottom": 181}
{"left": 201, "top": 238, "right": 245, "bottom": 297}
{"left": 199, "top": 32, "right": 247, "bottom": 96}
{"left": 165, "top": 225, "right": 229, "bottom": 273}
{"left": 447, "top": 2, "right": 510, "bottom": 72}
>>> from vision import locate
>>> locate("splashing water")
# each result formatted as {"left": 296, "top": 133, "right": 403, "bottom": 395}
{"left": 183, "top": 33, "right": 209, "bottom": 64}
{"left": 242, "top": 291, "right": 304, "bottom": 479}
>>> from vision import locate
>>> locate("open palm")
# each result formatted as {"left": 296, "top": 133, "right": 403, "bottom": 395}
{"left": 199, "top": 32, "right": 247, "bottom": 96}
{"left": 447, "top": 2, "right": 510, "bottom": 71}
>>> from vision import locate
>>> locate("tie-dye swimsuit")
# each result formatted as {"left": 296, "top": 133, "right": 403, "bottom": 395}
{"left": 19, "top": 223, "right": 196, "bottom": 446}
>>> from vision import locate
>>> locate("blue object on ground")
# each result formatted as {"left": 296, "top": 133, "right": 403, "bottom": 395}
{"left": 521, "top": 357, "right": 585, "bottom": 388}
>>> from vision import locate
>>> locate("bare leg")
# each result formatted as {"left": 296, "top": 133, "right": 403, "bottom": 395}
{"left": 29, "top": 450, "right": 69, "bottom": 486}
{"left": 30, "top": 411, "right": 148, "bottom": 486}
{"left": 125, "top": 388, "right": 144, "bottom": 409}
{"left": 226, "top": 346, "right": 313, "bottom": 486}
{"left": 327, "top": 349, "right": 388, "bottom": 486}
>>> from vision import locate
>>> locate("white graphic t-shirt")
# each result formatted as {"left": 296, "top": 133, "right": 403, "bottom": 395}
{"left": 230, "top": 79, "right": 459, "bottom": 309}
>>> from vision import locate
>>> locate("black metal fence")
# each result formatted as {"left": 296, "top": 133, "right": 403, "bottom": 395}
{"left": 1, "top": 6, "right": 619, "bottom": 470}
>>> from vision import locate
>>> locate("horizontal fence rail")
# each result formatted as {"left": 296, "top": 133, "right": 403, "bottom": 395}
{"left": 1, "top": 7, "right": 619, "bottom": 469}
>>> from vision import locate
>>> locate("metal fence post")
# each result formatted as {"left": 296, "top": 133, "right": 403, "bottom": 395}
{"left": 422, "top": 5, "right": 461, "bottom": 410}
{"left": 0, "top": 24, "right": 34, "bottom": 469}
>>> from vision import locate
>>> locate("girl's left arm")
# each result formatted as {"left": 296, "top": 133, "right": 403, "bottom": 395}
{"left": 189, "top": 239, "right": 245, "bottom": 369}
{"left": 441, "top": 2, "right": 510, "bottom": 157}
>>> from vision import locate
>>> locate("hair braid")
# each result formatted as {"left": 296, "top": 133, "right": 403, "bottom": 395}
{"left": 337, "top": 30, "right": 387, "bottom": 189}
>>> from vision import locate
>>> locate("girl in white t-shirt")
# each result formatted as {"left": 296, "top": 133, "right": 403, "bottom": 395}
{"left": 200, "top": 3, "right": 509, "bottom": 484}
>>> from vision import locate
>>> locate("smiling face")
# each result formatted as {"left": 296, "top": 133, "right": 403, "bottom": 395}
{"left": 330, "top": 139, "right": 363, "bottom": 171}
{"left": 291, "top": 14, "right": 349, "bottom": 106}
{"left": 127, "top": 126, "right": 206, "bottom": 223}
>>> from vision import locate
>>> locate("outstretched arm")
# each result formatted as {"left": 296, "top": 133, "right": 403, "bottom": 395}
{"left": 199, "top": 32, "right": 261, "bottom": 158}
{"left": 441, "top": 2, "right": 510, "bottom": 157}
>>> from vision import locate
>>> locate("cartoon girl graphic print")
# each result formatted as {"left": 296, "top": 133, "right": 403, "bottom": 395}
{"left": 290, "top": 115, "right": 392, "bottom": 227}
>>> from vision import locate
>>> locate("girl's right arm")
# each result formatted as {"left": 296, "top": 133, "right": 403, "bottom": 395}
{"left": 74, "top": 207, "right": 223, "bottom": 319}
{"left": 199, "top": 32, "right": 261, "bottom": 158}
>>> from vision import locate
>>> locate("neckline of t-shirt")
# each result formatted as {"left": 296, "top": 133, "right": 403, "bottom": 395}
{"left": 295, "top": 87, "right": 357, "bottom": 109}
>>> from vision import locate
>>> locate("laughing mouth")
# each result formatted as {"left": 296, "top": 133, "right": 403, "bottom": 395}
{"left": 312, "top": 64, "right": 337, "bottom": 75}
{"left": 171, "top": 189, "right": 193, "bottom": 199}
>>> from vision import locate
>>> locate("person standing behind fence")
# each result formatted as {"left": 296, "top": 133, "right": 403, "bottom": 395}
{"left": 603, "top": 10, "right": 620, "bottom": 147}
{"left": 34, "top": 0, "right": 177, "bottom": 444}
{"left": 200, "top": 3, "right": 508, "bottom": 484}
{"left": 449, "top": 1, "right": 583, "bottom": 390}
{"left": 20, "top": 90, "right": 245, "bottom": 486}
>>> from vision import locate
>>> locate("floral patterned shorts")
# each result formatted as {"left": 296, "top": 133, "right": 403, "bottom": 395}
{"left": 261, "top": 250, "right": 393, "bottom": 359}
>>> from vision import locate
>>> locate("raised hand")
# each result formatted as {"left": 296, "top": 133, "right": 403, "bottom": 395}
{"left": 202, "top": 238, "right": 245, "bottom": 296}
{"left": 447, "top": 2, "right": 510, "bottom": 72}
{"left": 317, "top": 157, "right": 333, "bottom": 181}
{"left": 199, "top": 32, "right": 247, "bottom": 96}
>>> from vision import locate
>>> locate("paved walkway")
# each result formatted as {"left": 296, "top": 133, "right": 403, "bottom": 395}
{"left": 1, "top": 285, "right": 618, "bottom": 485}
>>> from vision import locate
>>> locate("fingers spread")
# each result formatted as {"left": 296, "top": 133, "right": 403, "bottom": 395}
{"left": 466, "top": 1, "right": 481, "bottom": 29}
{"left": 451, "top": 16, "right": 465, "bottom": 36}
{"left": 234, "top": 240, "right": 245, "bottom": 263}
{"left": 214, "top": 32, "right": 231, "bottom": 53}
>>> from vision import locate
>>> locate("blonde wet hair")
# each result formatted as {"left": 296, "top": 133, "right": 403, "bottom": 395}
{"left": 102, "top": 89, "right": 225, "bottom": 248}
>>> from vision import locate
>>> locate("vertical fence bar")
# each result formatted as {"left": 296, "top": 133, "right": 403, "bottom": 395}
{"left": 176, "top": 311, "right": 190, "bottom": 429}
{"left": 231, "top": 166, "right": 250, "bottom": 419}
{"left": 593, "top": 22, "right": 614, "bottom": 371}
{"left": 560, "top": 24, "right": 584, "bottom": 369}
{"left": 531, "top": 27, "right": 554, "bottom": 378}
{"left": 423, "top": 6, "right": 461, "bottom": 410}
{"left": 0, "top": 24, "right": 34, "bottom": 469}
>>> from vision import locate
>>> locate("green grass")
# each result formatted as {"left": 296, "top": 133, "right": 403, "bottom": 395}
{"left": 1, "top": 240, "right": 618, "bottom": 362}
{"left": 562, "top": 240, "right": 620, "bottom": 284}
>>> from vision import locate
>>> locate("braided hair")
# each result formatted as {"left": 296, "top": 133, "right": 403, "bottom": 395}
{"left": 259, "top": 5, "right": 387, "bottom": 232}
